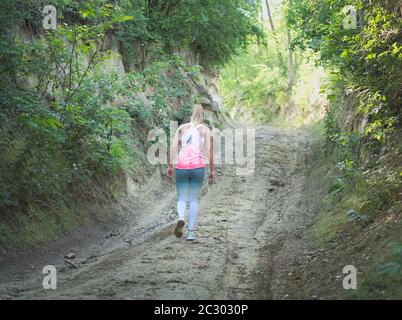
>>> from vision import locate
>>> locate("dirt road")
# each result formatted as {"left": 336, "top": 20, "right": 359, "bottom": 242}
{"left": 0, "top": 125, "right": 321, "bottom": 299}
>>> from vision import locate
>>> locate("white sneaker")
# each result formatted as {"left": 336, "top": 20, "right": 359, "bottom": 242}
{"left": 186, "top": 230, "right": 195, "bottom": 241}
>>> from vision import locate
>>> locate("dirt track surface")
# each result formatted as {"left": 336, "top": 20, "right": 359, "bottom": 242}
{"left": 0, "top": 125, "right": 321, "bottom": 299}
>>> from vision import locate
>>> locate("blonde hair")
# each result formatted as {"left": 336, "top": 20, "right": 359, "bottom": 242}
{"left": 190, "top": 104, "right": 204, "bottom": 126}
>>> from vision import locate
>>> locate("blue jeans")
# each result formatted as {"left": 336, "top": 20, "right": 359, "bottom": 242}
{"left": 175, "top": 168, "right": 205, "bottom": 231}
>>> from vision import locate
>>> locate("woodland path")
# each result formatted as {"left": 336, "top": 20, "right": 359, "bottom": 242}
{"left": 0, "top": 125, "right": 321, "bottom": 299}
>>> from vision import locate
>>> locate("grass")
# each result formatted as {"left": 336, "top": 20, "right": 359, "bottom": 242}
{"left": 305, "top": 120, "right": 402, "bottom": 299}
{"left": 0, "top": 204, "right": 90, "bottom": 248}
{"left": 345, "top": 237, "right": 402, "bottom": 300}
{"left": 0, "top": 146, "right": 150, "bottom": 251}
{"left": 302, "top": 118, "right": 326, "bottom": 137}
{"left": 310, "top": 186, "right": 372, "bottom": 247}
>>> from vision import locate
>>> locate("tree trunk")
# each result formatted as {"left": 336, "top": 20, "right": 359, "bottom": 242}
{"left": 264, "top": 0, "right": 275, "bottom": 32}
{"left": 287, "top": 29, "right": 295, "bottom": 93}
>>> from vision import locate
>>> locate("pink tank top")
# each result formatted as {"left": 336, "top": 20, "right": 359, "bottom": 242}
{"left": 176, "top": 124, "right": 205, "bottom": 170}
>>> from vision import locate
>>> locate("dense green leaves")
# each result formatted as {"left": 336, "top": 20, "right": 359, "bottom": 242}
{"left": 218, "top": 6, "right": 328, "bottom": 125}
{"left": 0, "top": 1, "right": 134, "bottom": 212}
{"left": 114, "top": 0, "right": 264, "bottom": 67}
{"left": 286, "top": 0, "right": 401, "bottom": 143}
{"left": 286, "top": 1, "right": 401, "bottom": 220}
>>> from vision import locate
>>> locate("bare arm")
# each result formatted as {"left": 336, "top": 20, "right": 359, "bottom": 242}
{"left": 204, "top": 127, "right": 215, "bottom": 183}
{"left": 168, "top": 127, "right": 180, "bottom": 168}
{"left": 167, "top": 127, "right": 181, "bottom": 178}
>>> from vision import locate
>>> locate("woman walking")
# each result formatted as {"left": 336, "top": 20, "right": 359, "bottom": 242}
{"left": 167, "top": 104, "right": 215, "bottom": 241}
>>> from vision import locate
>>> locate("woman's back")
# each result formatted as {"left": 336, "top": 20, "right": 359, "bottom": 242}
{"left": 176, "top": 123, "right": 205, "bottom": 169}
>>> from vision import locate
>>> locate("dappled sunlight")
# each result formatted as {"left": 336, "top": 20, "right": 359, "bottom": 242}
{"left": 218, "top": 5, "right": 329, "bottom": 128}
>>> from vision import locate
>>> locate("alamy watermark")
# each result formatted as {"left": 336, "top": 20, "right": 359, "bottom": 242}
{"left": 342, "top": 5, "right": 366, "bottom": 30}
{"left": 342, "top": 5, "right": 357, "bottom": 30}
{"left": 42, "top": 5, "right": 57, "bottom": 30}
{"left": 146, "top": 121, "right": 255, "bottom": 176}
{"left": 42, "top": 265, "right": 57, "bottom": 289}
{"left": 343, "top": 265, "right": 357, "bottom": 290}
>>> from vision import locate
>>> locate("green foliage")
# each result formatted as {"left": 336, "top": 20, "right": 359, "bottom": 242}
{"left": 114, "top": 0, "right": 263, "bottom": 67}
{"left": 287, "top": 1, "right": 401, "bottom": 228}
{"left": 218, "top": 1, "right": 329, "bottom": 125}
{"left": 0, "top": 205, "right": 89, "bottom": 247}
{"left": 0, "top": 0, "right": 134, "bottom": 213}
{"left": 311, "top": 133, "right": 402, "bottom": 248}
{"left": 346, "top": 240, "right": 402, "bottom": 299}
{"left": 121, "top": 54, "right": 197, "bottom": 137}
{"left": 286, "top": 0, "right": 401, "bottom": 143}
{"left": 271, "top": 0, "right": 402, "bottom": 299}
{"left": 219, "top": 40, "right": 288, "bottom": 122}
